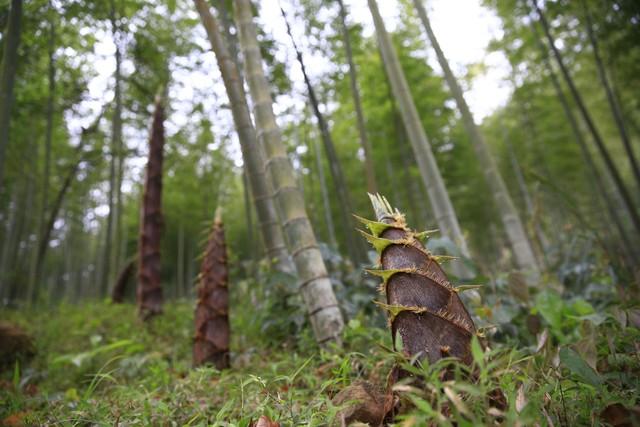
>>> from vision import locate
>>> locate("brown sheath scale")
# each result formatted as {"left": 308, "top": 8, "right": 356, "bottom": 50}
{"left": 193, "top": 208, "right": 230, "bottom": 369}
{"left": 137, "top": 96, "right": 165, "bottom": 320}
{"left": 358, "top": 194, "right": 476, "bottom": 366}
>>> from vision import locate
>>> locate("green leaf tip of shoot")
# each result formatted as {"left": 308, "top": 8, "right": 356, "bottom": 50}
{"left": 214, "top": 206, "right": 223, "bottom": 225}
{"left": 154, "top": 84, "right": 165, "bottom": 105}
{"left": 414, "top": 229, "right": 439, "bottom": 242}
{"left": 365, "top": 268, "right": 409, "bottom": 282}
{"left": 374, "top": 301, "right": 427, "bottom": 321}
{"left": 431, "top": 254, "right": 458, "bottom": 264}
{"left": 357, "top": 229, "right": 397, "bottom": 253}
{"left": 454, "top": 284, "right": 483, "bottom": 293}
{"left": 353, "top": 214, "right": 398, "bottom": 237}
{"left": 367, "top": 192, "right": 402, "bottom": 223}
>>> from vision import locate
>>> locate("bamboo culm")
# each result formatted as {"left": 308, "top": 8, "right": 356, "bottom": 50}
{"left": 368, "top": 0, "right": 473, "bottom": 279}
{"left": 414, "top": 0, "right": 541, "bottom": 282}
{"left": 193, "top": 0, "right": 296, "bottom": 276}
{"left": 235, "top": 0, "right": 345, "bottom": 344}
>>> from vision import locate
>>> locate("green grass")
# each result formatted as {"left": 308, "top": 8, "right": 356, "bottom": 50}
{"left": 1, "top": 276, "right": 638, "bottom": 425}
{"left": 0, "top": 300, "right": 390, "bottom": 425}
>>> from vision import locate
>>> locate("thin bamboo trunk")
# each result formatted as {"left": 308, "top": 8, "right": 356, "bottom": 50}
{"left": 0, "top": 136, "right": 32, "bottom": 302}
{"left": 28, "top": 6, "right": 56, "bottom": 294}
{"left": 280, "top": 6, "right": 366, "bottom": 265}
{"left": 137, "top": 95, "right": 165, "bottom": 320}
{"left": 509, "top": 70, "right": 566, "bottom": 237}
{"left": 581, "top": 0, "right": 640, "bottom": 189}
{"left": 94, "top": 229, "right": 105, "bottom": 299}
{"left": 33, "top": 145, "right": 87, "bottom": 283}
{"left": 185, "top": 243, "right": 194, "bottom": 297}
{"left": 241, "top": 168, "right": 257, "bottom": 266}
{"left": 414, "top": 0, "right": 540, "bottom": 281}
{"left": 117, "top": 211, "right": 127, "bottom": 285}
{"left": 115, "top": 154, "right": 125, "bottom": 276}
{"left": 234, "top": 0, "right": 344, "bottom": 344}
{"left": 9, "top": 135, "right": 35, "bottom": 301}
{"left": 336, "top": 0, "right": 377, "bottom": 194}
{"left": 506, "top": 67, "right": 554, "bottom": 254}
{"left": 515, "top": 92, "right": 554, "bottom": 182}
{"left": 368, "top": 0, "right": 473, "bottom": 279}
{"left": 0, "top": 189, "right": 18, "bottom": 299}
{"left": 531, "top": 0, "right": 640, "bottom": 234}
{"left": 61, "top": 213, "right": 73, "bottom": 303}
{"left": 229, "top": 5, "right": 256, "bottom": 269}
{"left": 293, "top": 128, "right": 307, "bottom": 208}
{"left": 62, "top": 220, "right": 75, "bottom": 302}
{"left": 384, "top": 61, "right": 430, "bottom": 229}
{"left": 71, "top": 199, "right": 89, "bottom": 302}
{"left": 31, "top": 111, "right": 103, "bottom": 297}
{"left": 217, "top": 0, "right": 240, "bottom": 66}
{"left": 0, "top": 0, "right": 22, "bottom": 191}
{"left": 177, "top": 222, "right": 185, "bottom": 298}
{"left": 110, "top": 0, "right": 125, "bottom": 287}
{"left": 72, "top": 241, "right": 81, "bottom": 302}
{"left": 504, "top": 137, "right": 550, "bottom": 267}
{"left": 194, "top": 0, "right": 296, "bottom": 276}
{"left": 535, "top": 32, "right": 638, "bottom": 260}
{"left": 103, "top": 146, "right": 116, "bottom": 295}
{"left": 28, "top": 12, "right": 56, "bottom": 301}
{"left": 312, "top": 121, "right": 338, "bottom": 249}
{"left": 398, "top": 138, "right": 425, "bottom": 229}
{"left": 611, "top": 81, "right": 640, "bottom": 138}
{"left": 111, "top": 256, "right": 136, "bottom": 303}
{"left": 43, "top": 7, "right": 56, "bottom": 245}
{"left": 382, "top": 145, "right": 399, "bottom": 209}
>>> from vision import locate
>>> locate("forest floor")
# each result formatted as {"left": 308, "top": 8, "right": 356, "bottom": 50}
{"left": 1, "top": 272, "right": 639, "bottom": 426}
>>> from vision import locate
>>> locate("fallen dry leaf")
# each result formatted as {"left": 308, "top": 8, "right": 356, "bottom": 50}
{"left": 1, "top": 411, "right": 28, "bottom": 427}
{"left": 333, "top": 381, "right": 390, "bottom": 427}
{"left": 251, "top": 415, "right": 279, "bottom": 427}
{"left": 515, "top": 384, "right": 527, "bottom": 413}
{"left": 600, "top": 403, "right": 640, "bottom": 427}
{"left": 443, "top": 386, "right": 470, "bottom": 417}
{"left": 535, "top": 329, "right": 549, "bottom": 354}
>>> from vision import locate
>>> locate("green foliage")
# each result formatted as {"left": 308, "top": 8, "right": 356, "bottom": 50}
{"left": 0, "top": 260, "right": 637, "bottom": 424}
{"left": 3, "top": 0, "right": 636, "bottom": 304}
{"left": 481, "top": 0, "right": 639, "bottom": 272}
{"left": 0, "top": 0, "right": 638, "bottom": 423}
{"left": 559, "top": 347, "right": 602, "bottom": 388}
{"left": 0, "top": 299, "right": 384, "bottom": 424}
{"left": 0, "top": 246, "right": 640, "bottom": 426}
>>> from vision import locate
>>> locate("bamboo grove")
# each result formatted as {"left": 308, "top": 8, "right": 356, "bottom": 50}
{"left": 0, "top": 0, "right": 638, "bottom": 390}
{"left": 0, "top": 0, "right": 639, "bottom": 423}
{"left": 0, "top": 0, "right": 638, "bottom": 332}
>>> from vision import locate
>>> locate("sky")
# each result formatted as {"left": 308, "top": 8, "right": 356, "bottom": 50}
{"left": 259, "top": 0, "right": 511, "bottom": 121}
{"left": 81, "top": 0, "right": 512, "bottom": 217}
{"left": 83, "top": 0, "right": 511, "bottom": 128}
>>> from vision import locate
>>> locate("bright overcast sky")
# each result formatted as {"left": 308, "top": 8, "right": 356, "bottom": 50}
{"left": 85, "top": 0, "right": 510, "bottom": 128}
{"left": 81, "top": 0, "right": 511, "bottom": 214}
{"left": 259, "top": 0, "right": 511, "bottom": 121}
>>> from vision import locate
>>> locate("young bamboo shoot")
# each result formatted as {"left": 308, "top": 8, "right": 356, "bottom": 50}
{"left": 359, "top": 194, "right": 476, "bottom": 366}
{"left": 193, "top": 208, "right": 230, "bottom": 369}
{"left": 137, "top": 95, "right": 165, "bottom": 320}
